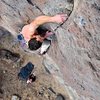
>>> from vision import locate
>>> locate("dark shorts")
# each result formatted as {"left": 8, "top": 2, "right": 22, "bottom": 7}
{"left": 18, "top": 62, "right": 34, "bottom": 81}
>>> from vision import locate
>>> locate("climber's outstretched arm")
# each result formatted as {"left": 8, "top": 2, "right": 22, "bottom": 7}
{"left": 30, "top": 14, "right": 68, "bottom": 31}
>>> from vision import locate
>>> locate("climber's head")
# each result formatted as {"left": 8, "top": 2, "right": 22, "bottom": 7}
{"left": 28, "top": 25, "right": 49, "bottom": 50}
{"left": 28, "top": 38, "right": 42, "bottom": 50}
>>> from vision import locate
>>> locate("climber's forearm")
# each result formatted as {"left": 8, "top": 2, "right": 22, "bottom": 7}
{"left": 30, "top": 15, "right": 56, "bottom": 29}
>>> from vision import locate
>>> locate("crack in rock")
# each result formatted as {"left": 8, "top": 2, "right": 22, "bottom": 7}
{"left": 26, "top": 0, "right": 71, "bottom": 31}
{"left": 88, "top": 61, "right": 97, "bottom": 72}
{"left": 92, "top": 2, "right": 100, "bottom": 11}
{"left": 54, "top": 12, "right": 72, "bottom": 31}
{"left": 34, "top": 4, "right": 44, "bottom": 14}
{"left": 1, "top": 0, "right": 16, "bottom": 11}
{"left": 26, "top": 0, "right": 44, "bottom": 14}
{"left": 26, "top": 0, "right": 34, "bottom": 6}
{"left": 54, "top": 18, "right": 69, "bottom": 31}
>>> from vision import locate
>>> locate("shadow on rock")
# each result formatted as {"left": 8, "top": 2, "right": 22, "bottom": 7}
{"left": 0, "top": 49, "right": 20, "bottom": 62}
{"left": 56, "top": 94, "right": 65, "bottom": 100}
{"left": 0, "top": 26, "right": 11, "bottom": 38}
{"left": 0, "top": 70, "right": 4, "bottom": 98}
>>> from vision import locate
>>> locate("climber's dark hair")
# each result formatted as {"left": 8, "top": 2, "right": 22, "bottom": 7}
{"left": 36, "top": 25, "right": 49, "bottom": 37}
{"left": 28, "top": 38, "right": 42, "bottom": 50}
{"left": 28, "top": 25, "right": 49, "bottom": 50}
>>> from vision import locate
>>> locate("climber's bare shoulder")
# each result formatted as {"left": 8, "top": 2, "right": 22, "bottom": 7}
{"left": 21, "top": 24, "right": 35, "bottom": 41}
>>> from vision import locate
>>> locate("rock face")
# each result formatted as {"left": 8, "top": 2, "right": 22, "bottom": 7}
{"left": 48, "top": 0, "right": 100, "bottom": 100}
{"left": 0, "top": 0, "right": 100, "bottom": 100}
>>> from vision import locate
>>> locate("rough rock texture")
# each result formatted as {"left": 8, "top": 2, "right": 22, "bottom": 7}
{"left": 0, "top": 33, "right": 69, "bottom": 100}
{"left": 0, "top": 0, "right": 100, "bottom": 100}
{"left": 48, "top": 0, "right": 100, "bottom": 100}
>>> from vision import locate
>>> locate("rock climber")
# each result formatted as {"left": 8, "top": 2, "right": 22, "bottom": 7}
{"left": 18, "top": 14, "right": 68, "bottom": 51}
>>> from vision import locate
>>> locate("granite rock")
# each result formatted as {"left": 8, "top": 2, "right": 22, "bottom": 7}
{"left": 0, "top": 0, "right": 100, "bottom": 100}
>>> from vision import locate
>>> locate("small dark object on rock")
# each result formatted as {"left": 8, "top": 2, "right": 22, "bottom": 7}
{"left": 0, "top": 89, "right": 3, "bottom": 94}
{"left": 56, "top": 94, "right": 65, "bottom": 100}
{"left": 0, "top": 49, "right": 20, "bottom": 62}
{"left": 0, "top": 89, "right": 3, "bottom": 98}
{"left": 48, "top": 87, "right": 56, "bottom": 94}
